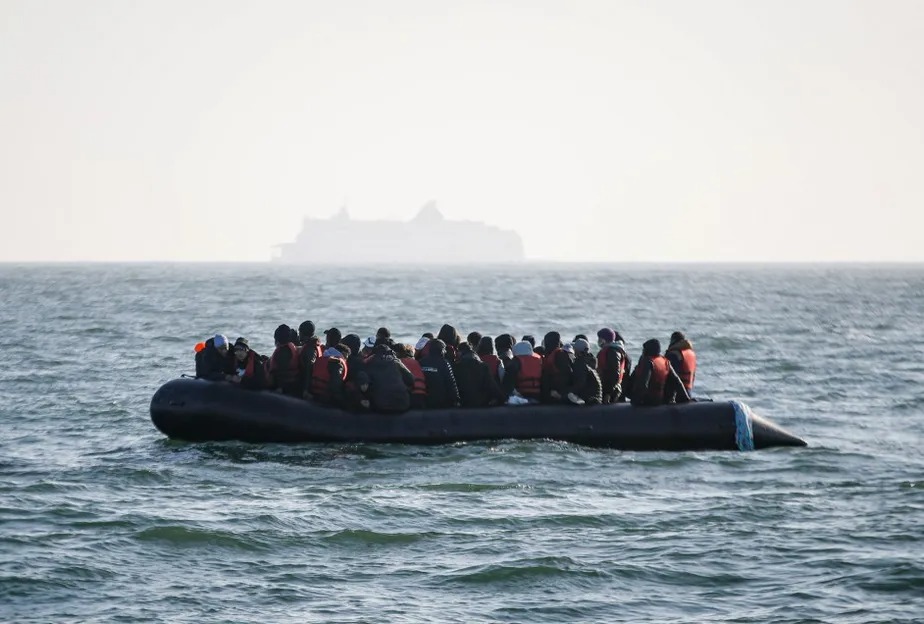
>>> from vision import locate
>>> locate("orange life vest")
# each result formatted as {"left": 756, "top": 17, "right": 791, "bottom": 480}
{"left": 299, "top": 342, "right": 323, "bottom": 361}
{"left": 515, "top": 353, "right": 542, "bottom": 398}
{"left": 400, "top": 357, "right": 427, "bottom": 396}
{"left": 310, "top": 354, "right": 348, "bottom": 400}
{"left": 597, "top": 345, "right": 629, "bottom": 386}
{"left": 543, "top": 347, "right": 563, "bottom": 374}
{"left": 481, "top": 354, "right": 501, "bottom": 381}
{"left": 643, "top": 355, "right": 670, "bottom": 403}
{"left": 268, "top": 343, "right": 300, "bottom": 388}
{"left": 674, "top": 348, "right": 696, "bottom": 391}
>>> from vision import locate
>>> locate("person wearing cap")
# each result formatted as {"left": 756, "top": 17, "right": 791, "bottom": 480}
{"left": 630, "top": 339, "right": 690, "bottom": 406}
{"left": 361, "top": 336, "right": 377, "bottom": 360}
{"left": 665, "top": 331, "right": 697, "bottom": 393}
{"left": 567, "top": 339, "right": 602, "bottom": 405}
{"left": 322, "top": 327, "right": 343, "bottom": 349}
{"left": 394, "top": 344, "right": 427, "bottom": 409}
{"left": 477, "top": 336, "right": 504, "bottom": 383}
{"left": 541, "top": 331, "right": 574, "bottom": 402}
{"left": 454, "top": 343, "right": 506, "bottom": 407}
{"left": 230, "top": 337, "right": 267, "bottom": 390}
{"left": 195, "top": 334, "right": 235, "bottom": 381}
{"left": 596, "top": 328, "right": 632, "bottom": 403}
{"left": 267, "top": 324, "right": 301, "bottom": 396}
{"left": 502, "top": 340, "right": 543, "bottom": 402}
{"left": 414, "top": 333, "right": 434, "bottom": 360}
{"left": 419, "top": 339, "right": 461, "bottom": 408}
{"left": 309, "top": 343, "right": 350, "bottom": 406}
{"left": 363, "top": 343, "right": 415, "bottom": 413}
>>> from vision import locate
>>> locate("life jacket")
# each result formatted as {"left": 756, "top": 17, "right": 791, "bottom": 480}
{"left": 481, "top": 354, "right": 501, "bottom": 381}
{"left": 515, "top": 353, "right": 542, "bottom": 398}
{"left": 237, "top": 351, "right": 258, "bottom": 378}
{"left": 299, "top": 341, "right": 323, "bottom": 361}
{"left": 673, "top": 347, "right": 696, "bottom": 391}
{"left": 310, "top": 354, "right": 348, "bottom": 400}
{"left": 415, "top": 341, "right": 432, "bottom": 360}
{"left": 400, "top": 357, "right": 427, "bottom": 396}
{"left": 597, "top": 344, "right": 629, "bottom": 386}
{"left": 643, "top": 355, "right": 670, "bottom": 403}
{"left": 543, "top": 347, "right": 563, "bottom": 374}
{"left": 268, "top": 343, "right": 299, "bottom": 388}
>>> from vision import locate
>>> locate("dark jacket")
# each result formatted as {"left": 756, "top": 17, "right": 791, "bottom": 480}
{"left": 343, "top": 354, "right": 371, "bottom": 411}
{"left": 364, "top": 348, "right": 414, "bottom": 413}
{"left": 437, "top": 324, "right": 461, "bottom": 362}
{"left": 597, "top": 342, "right": 631, "bottom": 403}
{"left": 454, "top": 350, "right": 506, "bottom": 407}
{"left": 542, "top": 349, "right": 574, "bottom": 402}
{"left": 195, "top": 339, "right": 233, "bottom": 381}
{"left": 267, "top": 343, "right": 301, "bottom": 396}
{"left": 630, "top": 356, "right": 690, "bottom": 406}
{"left": 235, "top": 350, "right": 267, "bottom": 390}
{"left": 419, "top": 343, "right": 460, "bottom": 408}
{"left": 298, "top": 336, "right": 323, "bottom": 393}
{"left": 569, "top": 352, "right": 603, "bottom": 405}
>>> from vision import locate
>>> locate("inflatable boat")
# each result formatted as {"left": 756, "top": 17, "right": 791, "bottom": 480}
{"left": 150, "top": 378, "right": 806, "bottom": 451}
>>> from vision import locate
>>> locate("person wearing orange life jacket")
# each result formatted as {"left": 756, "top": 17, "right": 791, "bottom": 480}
{"left": 596, "top": 327, "right": 632, "bottom": 403}
{"left": 297, "top": 320, "right": 323, "bottom": 398}
{"left": 267, "top": 324, "right": 301, "bottom": 396}
{"left": 665, "top": 331, "right": 697, "bottom": 393}
{"left": 541, "top": 331, "right": 574, "bottom": 403}
{"left": 477, "top": 336, "right": 505, "bottom": 384}
{"left": 394, "top": 344, "right": 427, "bottom": 409}
{"left": 229, "top": 337, "right": 266, "bottom": 390}
{"left": 630, "top": 339, "right": 690, "bottom": 406}
{"left": 502, "top": 341, "right": 543, "bottom": 402}
{"left": 309, "top": 343, "right": 350, "bottom": 406}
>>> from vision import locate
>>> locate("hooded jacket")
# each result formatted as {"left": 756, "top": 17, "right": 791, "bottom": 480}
{"left": 363, "top": 346, "right": 414, "bottom": 413}
{"left": 454, "top": 348, "right": 506, "bottom": 407}
{"left": 569, "top": 351, "right": 603, "bottom": 405}
{"left": 195, "top": 338, "right": 234, "bottom": 381}
{"left": 419, "top": 340, "right": 461, "bottom": 408}
{"left": 437, "top": 324, "right": 462, "bottom": 362}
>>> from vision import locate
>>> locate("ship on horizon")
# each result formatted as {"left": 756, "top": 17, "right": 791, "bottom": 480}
{"left": 273, "top": 201, "right": 525, "bottom": 264}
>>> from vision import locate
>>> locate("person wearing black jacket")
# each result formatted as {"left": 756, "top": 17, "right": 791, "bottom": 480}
{"left": 364, "top": 343, "right": 414, "bottom": 413}
{"left": 541, "top": 331, "right": 574, "bottom": 402}
{"left": 454, "top": 343, "right": 506, "bottom": 407}
{"left": 341, "top": 334, "right": 371, "bottom": 411}
{"left": 596, "top": 327, "right": 631, "bottom": 403}
{"left": 419, "top": 339, "right": 461, "bottom": 408}
{"left": 494, "top": 334, "right": 516, "bottom": 369}
{"left": 229, "top": 337, "right": 266, "bottom": 390}
{"left": 195, "top": 334, "right": 234, "bottom": 381}
{"left": 437, "top": 324, "right": 462, "bottom": 362}
{"left": 630, "top": 339, "right": 691, "bottom": 406}
{"left": 568, "top": 339, "right": 602, "bottom": 405}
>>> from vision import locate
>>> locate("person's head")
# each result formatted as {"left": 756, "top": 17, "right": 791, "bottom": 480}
{"left": 372, "top": 343, "right": 392, "bottom": 357}
{"left": 597, "top": 327, "right": 616, "bottom": 348}
{"left": 466, "top": 331, "right": 482, "bottom": 349}
{"left": 643, "top": 338, "right": 661, "bottom": 357}
{"left": 233, "top": 337, "right": 250, "bottom": 362}
{"left": 362, "top": 336, "right": 376, "bottom": 354}
{"left": 393, "top": 343, "right": 414, "bottom": 358}
{"left": 273, "top": 324, "right": 291, "bottom": 346}
{"left": 375, "top": 335, "right": 394, "bottom": 348}
{"left": 562, "top": 342, "right": 575, "bottom": 355}
{"left": 573, "top": 338, "right": 590, "bottom": 356}
{"left": 422, "top": 332, "right": 434, "bottom": 340}
{"left": 670, "top": 331, "right": 686, "bottom": 345}
{"left": 534, "top": 345, "right": 546, "bottom": 356}
{"left": 521, "top": 334, "right": 536, "bottom": 347}
{"left": 428, "top": 338, "right": 447, "bottom": 358}
{"left": 213, "top": 334, "right": 229, "bottom": 354}
{"left": 334, "top": 343, "right": 352, "bottom": 359}
{"left": 542, "top": 331, "right": 561, "bottom": 353}
{"left": 342, "top": 333, "right": 361, "bottom": 356}
{"left": 573, "top": 334, "right": 588, "bottom": 342}
{"left": 512, "top": 341, "right": 534, "bottom": 357}
{"left": 298, "top": 320, "right": 316, "bottom": 341}
{"left": 458, "top": 342, "right": 474, "bottom": 357}
{"left": 437, "top": 324, "right": 460, "bottom": 347}
{"left": 477, "top": 336, "right": 495, "bottom": 356}
{"left": 289, "top": 327, "right": 299, "bottom": 344}
{"left": 323, "top": 327, "right": 342, "bottom": 347}
{"left": 495, "top": 334, "right": 514, "bottom": 353}
{"left": 414, "top": 336, "right": 430, "bottom": 352}
{"left": 376, "top": 327, "right": 391, "bottom": 340}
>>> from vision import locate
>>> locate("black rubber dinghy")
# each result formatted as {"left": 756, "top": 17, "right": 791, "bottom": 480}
{"left": 150, "top": 378, "right": 806, "bottom": 451}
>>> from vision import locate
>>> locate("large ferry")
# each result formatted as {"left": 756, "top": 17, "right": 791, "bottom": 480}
{"left": 273, "top": 201, "right": 525, "bottom": 264}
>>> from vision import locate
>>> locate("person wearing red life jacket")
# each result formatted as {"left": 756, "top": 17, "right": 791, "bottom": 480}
{"left": 596, "top": 327, "right": 632, "bottom": 403}
{"left": 229, "top": 337, "right": 266, "bottom": 390}
{"left": 477, "top": 336, "right": 505, "bottom": 384}
{"left": 541, "top": 331, "right": 575, "bottom": 403}
{"left": 502, "top": 341, "right": 543, "bottom": 402}
{"left": 630, "top": 339, "right": 690, "bottom": 406}
{"left": 394, "top": 343, "right": 427, "bottom": 409}
{"left": 665, "top": 331, "right": 697, "bottom": 394}
{"left": 297, "top": 320, "right": 323, "bottom": 398}
{"left": 266, "top": 324, "right": 301, "bottom": 396}
{"left": 309, "top": 344, "right": 349, "bottom": 406}
{"left": 414, "top": 334, "right": 434, "bottom": 361}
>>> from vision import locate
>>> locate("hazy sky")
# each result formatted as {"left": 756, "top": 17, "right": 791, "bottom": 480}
{"left": 1, "top": 0, "right": 922, "bottom": 261}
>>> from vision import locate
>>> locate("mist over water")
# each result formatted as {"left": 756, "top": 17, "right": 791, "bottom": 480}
{"left": 1, "top": 264, "right": 922, "bottom": 622}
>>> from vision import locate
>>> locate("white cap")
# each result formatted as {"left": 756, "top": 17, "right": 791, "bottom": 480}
{"left": 415, "top": 336, "right": 430, "bottom": 351}
{"left": 363, "top": 336, "right": 376, "bottom": 349}
{"left": 213, "top": 334, "right": 228, "bottom": 348}
{"left": 562, "top": 342, "right": 575, "bottom": 354}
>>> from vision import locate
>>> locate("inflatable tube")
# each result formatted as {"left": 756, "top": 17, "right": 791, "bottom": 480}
{"left": 150, "top": 378, "right": 806, "bottom": 452}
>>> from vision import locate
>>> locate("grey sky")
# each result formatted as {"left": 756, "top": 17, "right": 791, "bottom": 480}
{"left": 1, "top": 0, "right": 922, "bottom": 261}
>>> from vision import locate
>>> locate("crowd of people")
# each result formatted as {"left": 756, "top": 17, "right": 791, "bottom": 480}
{"left": 193, "top": 321, "right": 697, "bottom": 413}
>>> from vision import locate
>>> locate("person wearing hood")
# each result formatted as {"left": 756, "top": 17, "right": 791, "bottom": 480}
{"left": 437, "top": 324, "right": 462, "bottom": 362}
{"left": 630, "top": 339, "right": 690, "bottom": 406}
{"left": 309, "top": 343, "right": 350, "bottom": 406}
{"left": 267, "top": 324, "right": 301, "bottom": 396}
{"left": 466, "top": 331, "right": 482, "bottom": 350}
{"left": 502, "top": 340, "right": 543, "bottom": 402}
{"left": 477, "top": 336, "right": 505, "bottom": 383}
{"left": 665, "top": 331, "right": 697, "bottom": 393}
{"left": 596, "top": 327, "right": 632, "bottom": 403}
{"left": 364, "top": 343, "right": 415, "bottom": 413}
{"left": 341, "top": 334, "right": 371, "bottom": 411}
{"left": 195, "top": 334, "right": 235, "bottom": 381}
{"left": 394, "top": 343, "right": 427, "bottom": 409}
{"left": 414, "top": 333, "right": 434, "bottom": 360}
{"left": 454, "top": 343, "right": 506, "bottom": 407}
{"left": 494, "top": 334, "right": 516, "bottom": 369}
{"left": 297, "top": 320, "right": 323, "bottom": 396}
{"left": 419, "top": 338, "right": 461, "bottom": 408}
{"left": 541, "top": 331, "right": 574, "bottom": 402}
{"left": 229, "top": 337, "right": 266, "bottom": 390}
{"left": 567, "top": 339, "right": 602, "bottom": 405}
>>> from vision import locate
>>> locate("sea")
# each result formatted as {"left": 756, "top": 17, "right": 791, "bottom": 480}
{"left": 1, "top": 263, "right": 922, "bottom": 623}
